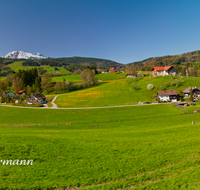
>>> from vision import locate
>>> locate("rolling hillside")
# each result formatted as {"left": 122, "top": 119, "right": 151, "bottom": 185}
{"left": 52, "top": 57, "right": 124, "bottom": 68}
{"left": 55, "top": 75, "right": 200, "bottom": 107}
{"left": 127, "top": 50, "right": 200, "bottom": 66}
{"left": 7, "top": 61, "right": 70, "bottom": 74}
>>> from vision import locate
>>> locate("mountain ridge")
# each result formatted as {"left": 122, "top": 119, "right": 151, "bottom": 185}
{"left": 4, "top": 51, "right": 47, "bottom": 59}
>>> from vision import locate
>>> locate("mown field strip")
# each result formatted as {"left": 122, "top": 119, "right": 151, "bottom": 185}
{"left": 0, "top": 112, "right": 196, "bottom": 127}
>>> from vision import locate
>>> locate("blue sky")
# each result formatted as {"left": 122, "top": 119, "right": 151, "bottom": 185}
{"left": 0, "top": 0, "right": 200, "bottom": 64}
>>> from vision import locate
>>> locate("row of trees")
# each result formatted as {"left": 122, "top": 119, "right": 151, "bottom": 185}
{"left": 0, "top": 68, "right": 42, "bottom": 94}
{"left": 0, "top": 67, "right": 98, "bottom": 96}
{"left": 54, "top": 69, "right": 98, "bottom": 93}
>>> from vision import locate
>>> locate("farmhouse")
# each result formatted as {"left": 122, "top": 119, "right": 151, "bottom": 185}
{"left": 110, "top": 67, "right": 116, "bottom": 72}
{"left": 17, "top": 90, "right": 26, "bottom": 95}
{"left": 151, "top": 66, "right": 176, "bottom": 76}
{"left": 6, "top": 91, "right": 15, "bottom": 98}
{"left": 182, "top": 87, "right": 200, "bottom": 99}
{"left": 27, "top": 93, "right": 47, "bottom": 104}
{"left": 126, "top": 73, "right": 137, "bottom": 78}
{"left": 157, "top": 90, "right": 179, "bottom": 102}
{"left": 101, "top": 69, "right": 109, "bottom": 73}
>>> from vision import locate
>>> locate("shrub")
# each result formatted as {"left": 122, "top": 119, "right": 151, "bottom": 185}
{"left": 171, "top": 79, "right": 179, "bottom": 87}
{"left": 165, "top": 82, "right": 170, "bottom": 87}
{"left": 137, "top": 71, "right": 143, "bottom": 77}
{"left": 80, "top": 69, "right": 98, "bottom": 87}
{"left": 147, "top": 84, "right": 154, "bottom": 90}
{"left": 131, "top": 83, "right": 139, "bottom": 90}
{"left": 159, "top": 85, "right": 165, "bottom": 91}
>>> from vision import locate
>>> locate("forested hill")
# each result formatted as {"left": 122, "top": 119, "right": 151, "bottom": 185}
{"left": 0, "top": 56, "right": 124, "bottom": 69}
{"left": 52, "top": 57, "right": 124, "bottom": 68}
{"left": 126, "top": 50, "right": 200, "bottom": 69}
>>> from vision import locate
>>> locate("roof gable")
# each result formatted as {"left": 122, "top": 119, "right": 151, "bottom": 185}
{"left": 157, "top": 90, "right": 178, "bottom": 96}
{"left": 151, "top": 66, "right": 173, "bottom": 71}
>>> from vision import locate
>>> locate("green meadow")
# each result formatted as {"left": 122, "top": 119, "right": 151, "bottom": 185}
{"left": 0, "top": 76, "right": 6, "bottom": 80}
{"left": 1, "top": 104, "right": 200, "bottom": 189}
{"left": 52, "top": 74, "right": 82, "bottom": 82}
{"left": 97, "top": 72, "right": 127, "bottom": 81}
{"left": 55, "top": 76, "right": 200, "bottom": 107}
{"left": 8, "top": 61, "right": 70, "bottom": 74}
{"left": 51, "top": 72, "right": 127, "bottom": 82}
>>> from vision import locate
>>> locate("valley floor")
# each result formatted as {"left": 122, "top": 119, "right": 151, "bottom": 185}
{"left": 1, "top": 104, "right": 200, "bottom": 189}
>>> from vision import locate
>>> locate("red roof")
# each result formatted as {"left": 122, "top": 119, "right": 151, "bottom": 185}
{"left": 31, "top": 93, "right": 46, "bottom": 100}
{"left": 17, "top": 90, "right": 25, "bottom": 94}
{"left": 157, "top": 90, "right": 178, "bottom": 96}
{"left": 110, "top": 67, "right": 116, "bottom": 71}
{"left": 151, "top": 66, "right": 173, "bottom": 71}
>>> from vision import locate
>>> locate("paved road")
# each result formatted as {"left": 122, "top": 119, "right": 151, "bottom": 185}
{"left": 0, "top": 100, "right": 171, "bottom": 110}
{"left": 43, "top": 104, "right": 48, "bottom": 108}
{"left": 50, "top": 95, "right": 59, "bottom": 108}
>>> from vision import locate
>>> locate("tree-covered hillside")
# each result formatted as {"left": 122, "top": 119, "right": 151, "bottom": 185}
{"left": 124, "top": 50, "right": 200, "bottom": 77}
{"left": 21, "top": 57, "right": 123, "bottom": 69}
{"left": 0, "top": 56, "right": 123, "bottom": 75}
{"left": 127, "top": 50, "right": 200, "bottom": 67}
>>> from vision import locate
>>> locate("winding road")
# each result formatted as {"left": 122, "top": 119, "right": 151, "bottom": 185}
{"left": 50, "top": 95, "right": 59, "bottom": 108}
{"left": 0, "top": 95, "right": 168, "bottom": 110}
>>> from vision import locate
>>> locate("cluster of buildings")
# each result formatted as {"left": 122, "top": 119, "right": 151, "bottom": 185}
{"left": 97, "top": 67, "right": 121, "bottom": 73}
{"left": 5, "top": 91, "right": 47, "bottom": 105}
{"left": 157, "top": 87, "right": 200, "bottom": 102}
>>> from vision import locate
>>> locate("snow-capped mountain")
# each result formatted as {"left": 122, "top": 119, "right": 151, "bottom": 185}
{"left": 4, "top": 51, "right": 47, "bottom": 59}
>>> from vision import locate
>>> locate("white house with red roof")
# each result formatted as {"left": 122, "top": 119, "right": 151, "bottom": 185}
{"left": 151, "top": 66, "right": 176, "bottom": 76}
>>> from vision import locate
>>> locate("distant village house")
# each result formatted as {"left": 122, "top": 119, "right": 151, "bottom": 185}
{"left": 151, "top": 66, "right": 176, "bottom": 76}
{"left": 110, "top": 67, "right": 117, "bottom": 72}
{"left": 126, "top": 73, "right": 138, "bottom": 78}
{"left": 6, "top": 91, "right": 15, "bottom": 98}
{"left": 157, "top": 90, "right": 179, "bottom": 102}
{"left": 182, "top": 87, "right": 200, "bottom": 99}
{"left": 27, "top": 93, "right": 47, "bottom": 104}
{"left": 17, "top": 90, "right": 26, "bottom": 96}
{"left": 101, "top": 69, "right": 109, "bottom": 73}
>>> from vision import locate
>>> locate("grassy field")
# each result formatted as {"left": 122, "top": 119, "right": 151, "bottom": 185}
{"left": 8, "top": 61, "right": 70, "bottom": 74}
{"left": 55, "top": 76, "right": 200, "bottom": 107}
{"left": 52, "top": 75, "right": 82, "bottom": 82}
{"left": 0, "top": 76, "right": 6, "bottom": 80}
{"left": 51, "top": 72, "right": 127, "bottom": 82}
{"left": 1, "top": 104, "right": 200, "bottom": 189}
{"left": 97, "top": 72, "right": 127, "bottom": 81}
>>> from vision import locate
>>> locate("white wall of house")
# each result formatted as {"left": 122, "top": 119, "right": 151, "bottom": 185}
{"left": 184, "top": 94, "right": 189, "bottom": 98}
{"left": 157, "top": 70, "right": 176, "bottom": 76}
{"left": 158, "top": 95, "right": 170, "bottom": 101}
{"left": 127, "top": 75, "right": 134, "bottom": 78}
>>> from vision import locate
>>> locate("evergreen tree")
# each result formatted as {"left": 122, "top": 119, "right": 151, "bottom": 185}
{"left": 190, "top": 89, "right": 193, "bottom": 101}
{"left": 35, "top": 77, "right": 42, "bottom": 92}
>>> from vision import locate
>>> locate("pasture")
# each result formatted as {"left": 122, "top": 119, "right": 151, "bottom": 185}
{"left": 52, "top": 75, "right": 82, "bottom": 82}
{"left": 1, "top": 104, "right": 200, "bottom": 189}
{"left": 7, "top": 61, "right": 70, "bottom": 74}
{"left": 55, "top": 76, "right": 200, "bottom": 107}
{"left": 51, "top": 72, "right": 127, "bottom": 82}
